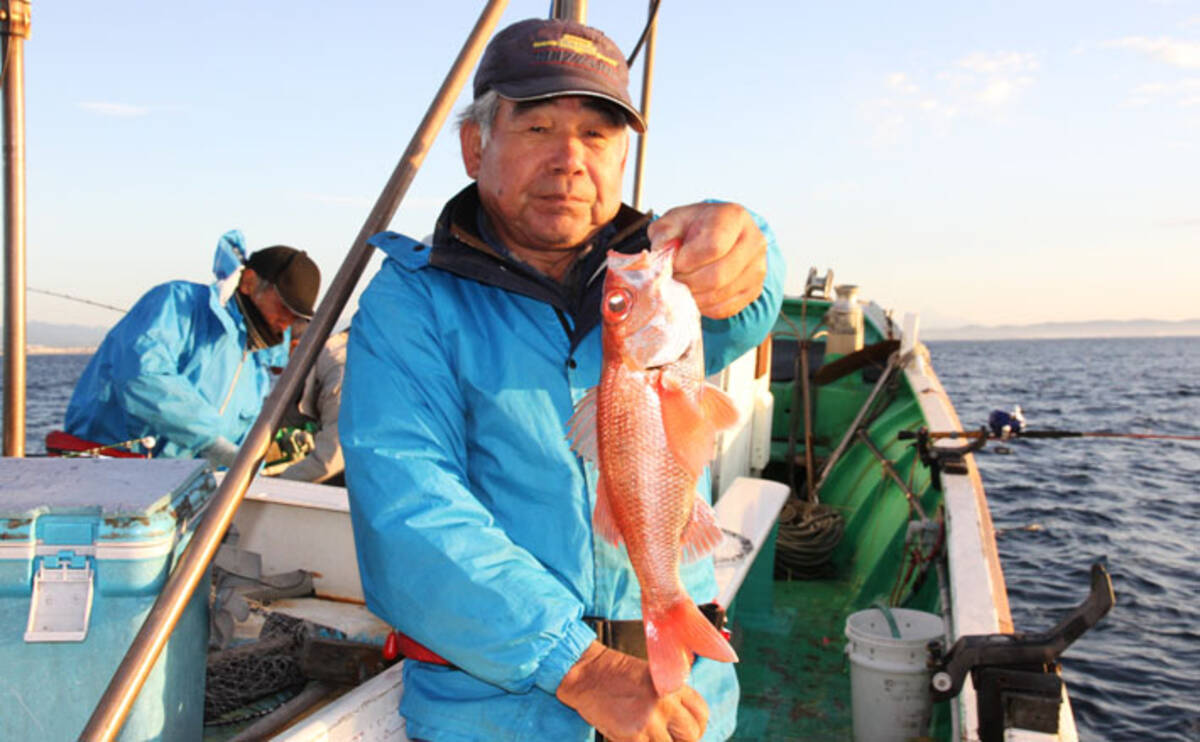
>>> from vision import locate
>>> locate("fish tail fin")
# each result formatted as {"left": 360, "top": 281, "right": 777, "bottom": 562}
{"left": 644, "top": 599, "right": 739, "bottom": 696}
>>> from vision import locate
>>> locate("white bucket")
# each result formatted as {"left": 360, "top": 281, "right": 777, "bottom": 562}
{"left": 844, "top": 607, "right": 944, "bottom": 742}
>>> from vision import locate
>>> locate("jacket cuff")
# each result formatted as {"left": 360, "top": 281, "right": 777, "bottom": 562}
{"left": 532, "top": 619, "right": 599, "bottom": 694}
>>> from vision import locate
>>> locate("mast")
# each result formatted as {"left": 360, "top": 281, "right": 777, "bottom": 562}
{"left": 1, "top": 0, "right": 30, "bottom": 457}
{"left": 81, "top": 2, "right": 510, "bottom": 738}
{"left": 551, "top": 0, "right": 587, "bottom": 23}
{"left": 631, "top": 0, "right": 658, "bottom": 210}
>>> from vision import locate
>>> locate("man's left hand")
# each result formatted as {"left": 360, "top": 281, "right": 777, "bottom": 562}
{"left": 647, "top": 202, "right": 768, "bottom": 320}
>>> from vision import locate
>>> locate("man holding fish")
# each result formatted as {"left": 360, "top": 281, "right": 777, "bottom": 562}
{"left": 342, "top": 17, "right": 783, "bottom": 742}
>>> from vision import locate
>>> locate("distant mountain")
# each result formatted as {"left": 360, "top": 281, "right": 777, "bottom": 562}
{"left": 0, "top": 321, "right": 109, "bottom": 352}
{"left": 922, "top": 318, "right": 1200, "bottom": 341}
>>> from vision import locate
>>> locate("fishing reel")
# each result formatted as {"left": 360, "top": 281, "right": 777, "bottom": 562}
{"left": 988, "top": 406, "right": 1026, "bottom": 440}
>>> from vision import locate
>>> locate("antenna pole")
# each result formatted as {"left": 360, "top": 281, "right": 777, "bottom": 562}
{"left": 631, "top": 0, "right": 658, "bottom": 210}
{"left": 2, "top": 0, "right": 31, "bottom": 457}
{"left": 552, "top": 0, "right": 587, "bottom": 23}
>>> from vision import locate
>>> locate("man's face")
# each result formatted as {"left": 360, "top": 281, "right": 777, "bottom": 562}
{"left": 462, "top": 95, "right": 630, "bottom": 254}
{"left": 249, "top": 280, "right": 299, "bottom": 337}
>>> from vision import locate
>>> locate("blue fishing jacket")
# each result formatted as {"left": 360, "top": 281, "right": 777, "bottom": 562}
{"left": 341, "top": 186, "right": 785, "bottom": 741}
{"left": 65, "top": 238, "right": 287, "bottom": 458}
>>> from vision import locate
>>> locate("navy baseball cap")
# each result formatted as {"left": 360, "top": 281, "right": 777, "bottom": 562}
{"left": 474, "top": 18, "right": 646, "bottom": 133}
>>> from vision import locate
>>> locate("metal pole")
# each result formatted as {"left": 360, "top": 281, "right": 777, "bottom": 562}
{"left": 2, "top": 0, "right": 30, "bottom": 458}
{"left": 552, "top": 0, "right": 587, "bottom": 23}
{"left": 79, "top": 2, "right": 509, "bottom": 738}
{"left": 631, "top": 0, "right": 657, "bottom": 210}
{"left": 812, "top": 353, "right": 899, "bottom": 496}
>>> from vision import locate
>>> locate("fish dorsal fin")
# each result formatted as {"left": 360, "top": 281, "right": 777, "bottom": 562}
{"left": 566, "top": 386, "right": 600, "bottom": 464}
{"left": 680, "top": 496, "right": 723, "bottom": 562}
{"left": 592, "top": 472, "right": 623, "bottom": 548}
{"left": 657, "top": 373, "right": 716, "bottom": 481}
{"left": 700, "top": 383, "right": 740, "bottom": 432}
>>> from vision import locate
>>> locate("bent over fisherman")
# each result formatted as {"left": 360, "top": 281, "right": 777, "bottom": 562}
{"left": 341, "top": 18, "right": 784, "bottom": 742}
{"left": 65, "top": 231, "right": 320, "bottom": 467}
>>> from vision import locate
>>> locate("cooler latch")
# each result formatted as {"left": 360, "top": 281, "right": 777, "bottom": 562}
{"left": 25, "top": 549, "right": 96, "bottom": 642}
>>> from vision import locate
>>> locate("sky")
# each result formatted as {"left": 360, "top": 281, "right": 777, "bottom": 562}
{"left": 8, "top": 0, "right": 1200, "bottom": 331}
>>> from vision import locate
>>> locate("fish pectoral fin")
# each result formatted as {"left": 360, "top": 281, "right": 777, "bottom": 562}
{"left": 592, "top": 472, "right": 623, "bottom": 547}
{"left": 700, "top": 383, "right": 741, "bottom": 432}
{"left": 680, "top": 497, "right": 723, "bottom": 562}
{"left": 566, "top": 385, "right": 600, "bottom": 464}
{"left": 657, "top": 375, "right": 716, "bottom": 480}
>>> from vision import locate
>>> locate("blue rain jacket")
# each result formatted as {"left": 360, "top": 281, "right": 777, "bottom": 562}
{"left": 341, "top": 186, "right": 785, "bottom": 742}
{"left": 65, "top": 234, "right": 287, "bottom": 458}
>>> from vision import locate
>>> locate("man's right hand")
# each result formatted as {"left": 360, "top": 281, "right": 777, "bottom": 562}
{"left": 556, "top": 642, "right": 709, "bottom": 742}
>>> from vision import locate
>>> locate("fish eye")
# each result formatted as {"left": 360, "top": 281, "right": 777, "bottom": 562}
{"left": 604, "top": 289, "right": 632, "bottom": 319}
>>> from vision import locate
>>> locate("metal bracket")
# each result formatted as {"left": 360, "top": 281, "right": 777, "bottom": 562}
{"left": 803, "top": 267, "right": 833, "bottom": 299}
{"left": 0, "top": 0, "right": 31, "bottom": 39}
{"left": 929, "top": 563, "right": 1115, "bottom": 741}
{"left": 902, "top": 426, "right": 988, "bottom": 490}
{"left": 25, "top": 556, "right": 95, "bottom": 642}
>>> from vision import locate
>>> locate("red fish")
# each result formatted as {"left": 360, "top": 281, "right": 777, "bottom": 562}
{"left": 568, "top": 239, "right": 740, "bottom": 696}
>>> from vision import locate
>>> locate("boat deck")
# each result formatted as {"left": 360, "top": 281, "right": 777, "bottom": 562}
{"left": 732, "top": 578, "right": 855, "bottom": 741}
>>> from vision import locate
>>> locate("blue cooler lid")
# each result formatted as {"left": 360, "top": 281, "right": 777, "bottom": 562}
{"left": 0, "top": 459, "right": 215, "bottom": 544}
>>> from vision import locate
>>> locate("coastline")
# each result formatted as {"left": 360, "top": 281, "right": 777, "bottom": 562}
{"left": 3, "top": 346, "right": 96, "bottom": 356}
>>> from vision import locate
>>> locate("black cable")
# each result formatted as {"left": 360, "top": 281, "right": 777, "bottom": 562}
{"left": 626, "top": 0, "right": 662, "bottom": 67}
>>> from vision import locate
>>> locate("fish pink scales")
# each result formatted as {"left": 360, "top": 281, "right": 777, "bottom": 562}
{"left": 567, "top": 239, "right": 740, "bottom": 696}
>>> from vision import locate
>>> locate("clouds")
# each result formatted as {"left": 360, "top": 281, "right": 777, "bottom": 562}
{"left": 1104, "top": 36, "right": 1200, "bottom": 69}
{"left": 866, "top": 51, "right": 1039, "bottom": 144}
{"left": 1127, "top": 79, "right": 1200, "bottom": 108}
{"left": 946, "top": 51, "right": 1039, "bottom": 106}
{"left": 1103, "top": 34, "right": 1200, "bottom": 109}
{"left": 78, "top": 101, "right": 151, "bottom": 117}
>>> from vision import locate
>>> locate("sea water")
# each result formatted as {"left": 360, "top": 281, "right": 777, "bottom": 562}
{"left": 8, "top": 339, "right": 1200, "bottom": 740}
{"left": 928, "top": 336, "right": 1199, "bottom": 742}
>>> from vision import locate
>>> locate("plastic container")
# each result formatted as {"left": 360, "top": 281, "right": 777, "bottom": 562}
{"left": 825, "top": 284, "right": 864, "bottom": 359}
{"left": 844, "top": 606, "right": 944, "bottom": 742}
{"left": 0, "top": 458, "right": 215, "bottom": 741}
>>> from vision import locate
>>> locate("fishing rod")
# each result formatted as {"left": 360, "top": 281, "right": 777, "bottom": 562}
{"left": 901, "top": 429, "right": 1200, "bottom": 442}
{"left": 28, "top": 286, "right": 128, "bottom": 314}
{"left": 898, "top": 407, "right": 1200, "bottom": 443}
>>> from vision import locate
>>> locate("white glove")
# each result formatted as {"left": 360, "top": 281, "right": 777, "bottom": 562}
{"left": 200, "top": 437, "right": 240, "bottom": 470}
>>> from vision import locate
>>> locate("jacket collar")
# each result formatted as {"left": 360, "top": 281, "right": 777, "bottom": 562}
{"left": 427, "top": 184, "right": 653, "bottom": 349}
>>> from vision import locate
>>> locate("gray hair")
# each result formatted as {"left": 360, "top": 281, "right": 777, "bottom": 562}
{"left": 457, "top": 89, "right": 501, "bottom": 148}
{"left": 457, "top": 89, "right": 632, "bottom": 150}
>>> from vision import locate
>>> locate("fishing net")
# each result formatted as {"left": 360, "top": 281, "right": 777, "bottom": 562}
{"left": 204, "top": 612, "right": 310, "bottom": 724}
{"left": 204, "top": 540, "right": 322, "bottom": 726}
{"left": 714, "top": 527, "right": 754, "bottom": 567}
